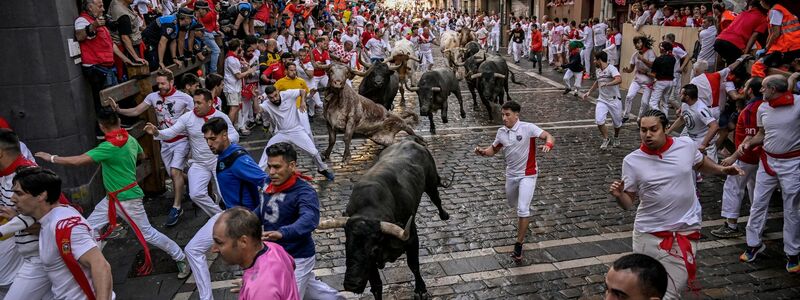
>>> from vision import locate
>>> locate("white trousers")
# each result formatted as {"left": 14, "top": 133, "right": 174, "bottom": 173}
{"left": 581, "top": 48, "right": 592, "bottom": 75}
{"left": 237, "top": 97, "right": 254, "bottom": 130}
{"left": 489, "top": 32, "right": 500, "bottom": 52}
{"left": 0, "top": 238, "right": 22, "bottom": 287}
{"left": 187, "top": 161, "right": 224, "bottom": 217}
{"left": 310, "top": 75, "right": 328, "bottom": 116}
{"left": 298, "top": 110, "right": 313, "bottom": 140}
{"left": 563, "top": 70, "right": 583, "bottom": 91}
{"left": 524, "top": 37, "right": 531, "bottom": 56}
{"left": 632, "top": 230, "right": 699, "bottom": 300}
{"left": 511, "top": 42, "right": 523, "bottom": 62}
{"left": 5, "top": 256, "right": 54, "bottom": 300}
{"left": 419, "top": 50, "right": 434, "bottom": 70}
{"left": 625, "top": 81, "right": 653, "bottom": 117}
{"left": 670, "top": 73, "right": 683, "bottom": 103}
{"left": 294, "top": 256, "right": 341, "bottom": 300}
{"left": 259, "top": 130, "right": 328, "bottom": 172}
{"left": 505, "top": 176, "right": 537, "bottom": 218}
{"left": 185, "top": 212, "right": 221, "bottom": 300}
{"left": 721, "top": 160, "right": 758, "bottom": 219}
{"left": 87, "top": 198, "right": 186, "bottom": 262}
{"left": 649, "top": 80, "right": 674, "bottom": 118}
{"left": 745, "top": 157, "right": 800, "bottom": 255}
{"left": 596, "top": 99, "right": 623, "bottom": 128}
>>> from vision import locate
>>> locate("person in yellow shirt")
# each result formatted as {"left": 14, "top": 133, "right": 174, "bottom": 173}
{"left": 343, "top": 9, "right": 352, "bottom": 25}
{"left": 273, "top": 63, "right": 313, "bottom": 137}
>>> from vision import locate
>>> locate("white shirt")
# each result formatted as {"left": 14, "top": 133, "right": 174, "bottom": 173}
{"left": 223, "top": 56, "right": 243, "bottom": 93}
{"left": 40, "top": 206, "right": 116, "bottom": 300}
{"left": 582, "top": 26, "right": 594, "bottom": 48}
{"left": 492, "top": 121, "right": 545, "bottom": 178}
{"left": 276, "top": 35, "right": 293, "bottom": 53}
{"left": 690, "top": 67, "right": 731, "bottom": 109}
{"left": 1, "top": 168, "right": 39, "bottom": 258}
{"left": 490, "top": 20, "right": 500, "bottom": 33}
{"left": 757, "top": 96, "right": 800, "bottom": 154}
{"left": 341, "top": 33, "right": 359, "bottom": 47}
{"left": 366, "top": 38, "right": 389, "bottom": 59}
{"left": 631, "top": 49, "right": 656, "bottom": 84}
{"left": 592, "top": 23, "right": 608, "bottom": 46}
{"left": 680, "top": 101, "right": 716, "bottom": 141}
{"left": 354, "top": 15, "right": 366, "bottom": 27}
{"left": 260, "top": 89, "right": 305, "bottom": 133}
{"left": 596, "top": 64, "right": 621, "bottom": 102}
{"left": 143, "top": 90, "right": 194, "bottom": 130}
{"left": 672, "top": 46, "right": 687, "bottom": 74}
{"left": 622, "top": 136, "right": 703, "bottom": 233}
{"left": 156, "top": 109, "right": 239, "bottom": 167}
{"left": 698, "top": 26, "right": 718, "bottom": 63}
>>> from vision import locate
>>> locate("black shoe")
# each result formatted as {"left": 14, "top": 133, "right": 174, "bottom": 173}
{"left": 622, "top": 116, "right": 630, "bottom": 124}
{"left": 562, "top": 88, "right": 571, "bottom": 95}
{"left": 511, "top": 242, "right": 523, "bottom": 262}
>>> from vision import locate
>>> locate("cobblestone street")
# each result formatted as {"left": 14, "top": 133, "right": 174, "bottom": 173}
{"left": 103, "top": 48, "right": 800, "bottom": 300}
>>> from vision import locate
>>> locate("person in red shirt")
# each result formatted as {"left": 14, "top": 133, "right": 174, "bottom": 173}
{"left": 360, "top": 23, "right": 374, "bottom": 48}
{"left": 309, "top": 37, "right": 331, "bottom": 116}
{"left": 714, "top": 1, "right": 768, "bottom": 65}
{"left": 529, "top": 24, "right": 543, "bottom": 74}
{"left": 712, "top": 77, "right": 764, "bottom": 238}
{"left": 261, "top": 52, "right": 295, "bottom": 84}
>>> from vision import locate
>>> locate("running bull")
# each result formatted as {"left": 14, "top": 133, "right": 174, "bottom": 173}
{"left": 404, "top": 68, "right": 466, "bottom": 134}
{"left": 469, "top": 54, "right": 526, "bottom": 118}
{"left": 322, "top": 63, "right": 419, "bottom": 162}
{"left": 317, "top": 137, "right": 451, "bottom": 300}
{"left": 357, "top": 52, "right": 401, "bottom": 110}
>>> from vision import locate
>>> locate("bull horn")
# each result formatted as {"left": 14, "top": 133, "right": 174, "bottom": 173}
{"left": 474, "top": 56, "right": 485, "bottom": 63}
{"left": 454, "top": 60, "right": 465, "bottom": 67}
{"left": 442, "top": 48, "right": 452, "bottom": 53}
{"left": 409, "top": 56, "right": 421, "bottom": 62}
{"left": 403, "top": 80, "right": 419, "bottom": 91}
{"left": 348, "top": 66, "right": 368, "bottom": 77}
{"left": 470, "top": 73, "right": 482, "bottom": 80}
{"left": 493, "top": 73, "right": 506, "bottom": 79}
{"left": 383, "top": 57, "right": 392, "bottom": 64}
{"left": 317, "top": 217, "right": 349, "bottom": 230}
{"left": 359, "top": 50, "right": 373, "bottom": 69}
{"left": 431, "top": 87, "right": 442, "bottom": 92}
{"left": 380, "top": 216, "right": 414, "bottom": 241}
{"left": 387, "top": 62, "right": 400, "bottom": 71}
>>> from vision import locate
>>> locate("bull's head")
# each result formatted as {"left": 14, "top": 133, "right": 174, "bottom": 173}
{"left": 403, "top": 79, "right": 440, "bottom": 116}
{"left": 364, "top": 61, "right": 399, "bottom": 88}
{"left": 464, "top": 54, "right": 485, "bottom": 79}
{"left": 327, "top": 63, "right": 369, "bottom": 89}
{"left": 470, "top": 71, "right": 506, "bottom": 100}
{"left": 317, "top": 216, "right": 413, "bottom": 294}
{"left": 443, "top": 47, "right": 466, "bottom": 68}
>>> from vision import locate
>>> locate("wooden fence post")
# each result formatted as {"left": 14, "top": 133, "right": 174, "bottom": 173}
{"left": 128, "top": 65, "right": 166, "bottom": 195}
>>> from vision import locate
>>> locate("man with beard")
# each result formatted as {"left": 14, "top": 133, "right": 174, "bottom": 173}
{"left": 609, "top": 109, "right": 743, "bottom": 298}
{"left": 255, "top": 142, "right": 341, "bottom": 299}
{"left": 184, "top": 116, "right": 267, "bottom": 300}
{"left": 256, "top": 86, "right": 334, "bottom": 181}
{"left": 109, "top": 69, "right": 193, "bottom": 226}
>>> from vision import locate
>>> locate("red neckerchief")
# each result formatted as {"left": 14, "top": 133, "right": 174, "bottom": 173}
{"left": 226, "top": 50, "right": 239, "bottom": 59}
{"left": 639, "top": 136, "right": 674, "bottom": 159}
{"left": 0, "top": 155, "right": 35, "bottom": 176}
{"left": 104, "top": 128, "right": 129, "bottom": 147}
{"left": 265, "top": 172, "right": 313, "bottom": 194}
{"left": 159, "top": 86, "right": 176, "bottom": 100}
{"left": 194, "top": 107, "right": 216, "bottom": 121}
{"left": 769, "top": 91, "right": 795, "bottom": 108}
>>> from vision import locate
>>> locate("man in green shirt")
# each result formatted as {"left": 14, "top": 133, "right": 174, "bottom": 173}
{"left": 35, "top": 108, "right": 191, "bottom": 278}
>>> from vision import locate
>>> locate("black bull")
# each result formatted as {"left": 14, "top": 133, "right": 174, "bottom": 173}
{"left": 464, "top": 54, "right": 526, "bottom": 118}
{"left": 317, "top": 137, "right": 451, "bottom": 300}
{"left": 404, "top": 68, "right": 465, "bottom": 134}
{"left": 358, "top": 61, "right": 401, "bottom": 110}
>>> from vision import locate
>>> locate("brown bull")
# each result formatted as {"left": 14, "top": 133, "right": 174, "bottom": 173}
{"left": 322, "top": 63, "right": 420, "bottom": 162}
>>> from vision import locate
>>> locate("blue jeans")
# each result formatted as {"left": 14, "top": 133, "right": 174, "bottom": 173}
{"left": 203, "top": 31, "right": 221, "bottom": 73}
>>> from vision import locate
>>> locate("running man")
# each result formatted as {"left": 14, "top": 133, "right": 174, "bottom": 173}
{"left": 12, "top": 167, "right": 114, "bottom": 300}
{"left": 583, "top": 51, "right": 623, "bottom": 150}
{"left": 257, "top": 85, "right": 335, "bottom": 181}
{"left": 609, "top": 109, "right": 743, "bottom": 299}
{"left": 474, "top": 101, "right": 555, "bottom": 262}
{"left": 109, "top": 69, "right": 192, "bottom": 226}
{"left": 36, "top": 109, "right": 191, "bottom": 279}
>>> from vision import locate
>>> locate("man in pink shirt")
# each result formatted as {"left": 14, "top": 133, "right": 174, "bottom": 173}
{"left": 212, "top": 207, "right": 299, "bottom": 300}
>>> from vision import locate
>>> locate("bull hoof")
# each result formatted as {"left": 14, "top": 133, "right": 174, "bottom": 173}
{"left": 442, "top": 118, "right": 448, "bottom": 124}
{"left": 414, "top": 291, "right": 430, "bottom": 300}
{"left": 460, "top": 111, "right": 466, "bottom": 118}
{"left": 439, "top": 211, "right": 450, "bottom": 220}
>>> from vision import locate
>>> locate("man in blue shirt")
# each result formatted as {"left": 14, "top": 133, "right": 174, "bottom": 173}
{"left": 141, "top": 8, "right": 194, "bottom": 70}
{"left": 257, "top": 142, "right": 341, "bottom": 299}
{"left": 184, "top": 117, "right": 267, "bottom": 300}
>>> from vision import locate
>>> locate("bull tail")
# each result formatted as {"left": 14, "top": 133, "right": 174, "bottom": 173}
{"left": 509, "top": 71, "right": 527, "bottom": 86}
{"left": 438, "top": 170, "right": 456, "bottom": 188}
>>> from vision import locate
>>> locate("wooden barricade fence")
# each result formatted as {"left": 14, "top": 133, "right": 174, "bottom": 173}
{"left": 98, "top": 58, "right": 209, "bottom": 195}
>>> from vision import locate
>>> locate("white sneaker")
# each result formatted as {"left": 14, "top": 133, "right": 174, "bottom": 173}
{"left": 600, "top": 138, "right": 610, "bottom": 149}
{"left": 612, "top": 137, "right": 620, "bottom": 147}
